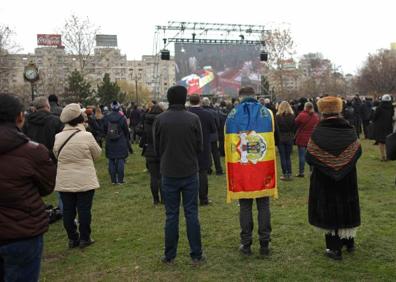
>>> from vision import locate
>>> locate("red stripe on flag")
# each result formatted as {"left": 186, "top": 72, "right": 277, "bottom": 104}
{"left": 227, "top": 161, "right": 276, "bottom": 192}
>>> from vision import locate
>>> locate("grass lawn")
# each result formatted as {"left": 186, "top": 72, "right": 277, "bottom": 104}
{"left": 41, "top": 139, "right": 396, "bottom": 281}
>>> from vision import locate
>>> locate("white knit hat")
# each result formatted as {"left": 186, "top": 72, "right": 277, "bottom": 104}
{"left": 60, "top": 103, "right": 84, "bottom": 123}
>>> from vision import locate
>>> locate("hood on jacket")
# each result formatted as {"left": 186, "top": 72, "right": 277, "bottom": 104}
{"left": 0, "top": 123, "right": 29, "bottom": 155}
{"left": 26, "top": 110, "right": 53, "bottom": 126}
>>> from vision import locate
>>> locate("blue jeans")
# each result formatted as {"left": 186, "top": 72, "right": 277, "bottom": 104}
{"left": 0, "top": 235, "right": 43, "bottom": 282}
{"left": 162, "top": 174, "right": 202, "bottom": 260}
{"left": 298, "top": 146, "right": 307, "bottom": 174}
{"left": 278, "top": 142, "right": 293, "bottom": 176}
{"left": 56, "top": 192, "right": 63, "bottom": 214}
{"left": 108, "top": 158, "right": 125, "bottom": 183}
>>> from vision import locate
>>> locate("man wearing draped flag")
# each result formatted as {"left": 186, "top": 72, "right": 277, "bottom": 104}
{"left": 224, "top": 87, "right": 278, "bottom": 256}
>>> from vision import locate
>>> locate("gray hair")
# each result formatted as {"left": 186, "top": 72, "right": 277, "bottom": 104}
{"left": 304, "top": 102, "right": 314, "bottom": 111}
{"left": 202, "top": 97, "right": 210, "bottom": 107}
{"left": 33, "top": 97, "right": 49, "bottom": 110}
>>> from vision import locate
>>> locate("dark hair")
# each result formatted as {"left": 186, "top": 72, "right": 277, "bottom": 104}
{"left": 189, "top": 94, "right": 200, "bottom": 106}
{"left": 150, "top": 104, "right": 163, "bottom": 114}
{"left": 48, "top": 94, "right": 58, "bottom": 103}
{"left": 0, "top": 94, "right": 24, "bottom": 123}
{"left": 239, "top": 87, "right": 255, "bottom": 96}
{"left": 67, "top": 114, "right": 84, "bottom": 126}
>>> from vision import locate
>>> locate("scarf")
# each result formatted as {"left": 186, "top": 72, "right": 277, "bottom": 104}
{"left": 306, "top": 117, "right": 361, "bottom": 181}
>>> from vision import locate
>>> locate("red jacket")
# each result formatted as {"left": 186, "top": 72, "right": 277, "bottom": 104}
{"left": 0, "top": 123, "right": 56, "bottom": 245}
{"left": 295, "top": 111, "right": 319, "bottom": 147}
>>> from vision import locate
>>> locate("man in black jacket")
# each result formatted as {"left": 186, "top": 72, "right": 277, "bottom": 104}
{"left": 48, "top": 94, "right": 63, "bottom": 117}
{"left": 188, "top": 94, "right": 216, "bottom": 205}
{"left": 0, "top": 94, "right": 56, "bottom": 282}
{"left": 23, "top": 97, "right": 64, "bottom": 215}
{"left": 23, "top": 97, "right": 64, "bottom": 159}
{"left": 202, "top": 97, "right": 224, "bottom": 175}
{"left": 153, "top": 86, "right": 205, "bottom": 264}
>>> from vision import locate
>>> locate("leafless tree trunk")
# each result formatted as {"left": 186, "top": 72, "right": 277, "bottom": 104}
{"left": 61, "top": 14, "right": 100, "bottom": 74}
{"left": 356, "top": 49, "right": 396, "bottom": 97}
{"left": 263, "top": 26, "right": 295, "bottom": 97}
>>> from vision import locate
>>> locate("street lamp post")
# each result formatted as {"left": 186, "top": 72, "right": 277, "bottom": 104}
{"left": 130, "top": 68, "right": 142, "bottom": 106}
{"left": 23, "top": 63, "right": 39, "bottom": 101}
{"left": 135, "top": 77, "right": 138, "bottom": 106}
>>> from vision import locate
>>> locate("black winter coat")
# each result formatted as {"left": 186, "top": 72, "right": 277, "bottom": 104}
{"left": 154, "top": 105, "right": 203, "bottom": 178}
{"left": 203, "top": 106, "right": 220, "bottom": 142}
{"left": 103, "top": 111, "right": 130, "bottom": 159}
{"left": 188, "top": 106, "right": 216, "bottom": 170}
{"left": 23, "top": 110, "right": 64, "bottom": 158}
{"left": 373, "top": 102, "right": 394, "bottom": 143}
{"left": 306, "top": 118, "right": 361, "bottom": 230}
{"left": 275, "top": 113, "right": 295, "bottom": 144}
{"left": 141, "top": 111, "right": 161, "bottom": 161}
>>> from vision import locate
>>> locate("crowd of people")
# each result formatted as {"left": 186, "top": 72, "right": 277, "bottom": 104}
{"left": 0, "top": 87, "right": 394, "bottom": 280}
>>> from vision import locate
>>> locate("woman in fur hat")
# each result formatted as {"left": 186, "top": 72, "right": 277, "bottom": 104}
{"left": 306, "top": 96, "right": 362, "bottom": 260}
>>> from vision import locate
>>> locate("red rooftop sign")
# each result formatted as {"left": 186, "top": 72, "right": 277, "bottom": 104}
{"left": 37, "top": 34, "right": 62, "bottom": 47}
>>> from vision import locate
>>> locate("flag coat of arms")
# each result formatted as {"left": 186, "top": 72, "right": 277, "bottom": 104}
{"left": 225, "top": 98, "right": 278, "bottom": 202}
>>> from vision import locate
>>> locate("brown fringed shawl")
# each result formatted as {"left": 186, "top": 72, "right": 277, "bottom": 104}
{"left": 306, "top": 118, "right": 362, "bottom": 181}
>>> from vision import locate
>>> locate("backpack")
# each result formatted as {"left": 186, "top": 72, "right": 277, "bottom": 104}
{"left": 107, "top": 116, "right": 123, "bottom": 140}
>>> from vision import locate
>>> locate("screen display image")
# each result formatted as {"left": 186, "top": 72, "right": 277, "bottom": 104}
{"left": 175, "top": 43, "right": 261, "bottom": 97}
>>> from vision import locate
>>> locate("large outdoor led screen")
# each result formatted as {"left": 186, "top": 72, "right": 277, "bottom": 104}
{"left": 175, "top": 43, "right": 261, "bottom": 97}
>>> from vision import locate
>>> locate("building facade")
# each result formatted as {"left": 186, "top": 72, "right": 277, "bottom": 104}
{"left": 0, "top": 46, "right": 176, "bottom": 104}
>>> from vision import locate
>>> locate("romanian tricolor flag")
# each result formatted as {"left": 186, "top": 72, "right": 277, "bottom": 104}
{"left": 225, "top": 98, "right": 278, "bottom": 203}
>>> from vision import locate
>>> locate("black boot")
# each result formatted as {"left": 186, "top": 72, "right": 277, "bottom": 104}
{"left": 239, "top": 244, "right": 252, "bottom": 256}
{"left": 342, "top": 238, "right": 355, "bottom": 253}
{"left": 325, "top": 234, "right": 342, "bottom": 260}
{"left": 259, "top": 241, "right": 270, "bottom": 256}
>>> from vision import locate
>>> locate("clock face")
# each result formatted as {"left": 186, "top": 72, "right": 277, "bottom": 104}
{"left": 24, "top": 67, "right": 38, "bottom": 81}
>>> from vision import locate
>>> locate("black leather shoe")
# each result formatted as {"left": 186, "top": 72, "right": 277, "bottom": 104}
{"left": 68, "top": 240, "right": 79, "bottom": 249}
{"left": 325, "top": 249, "right": 342, "bottom": 260}
{"left": 259, "top": 242, "right": 270, "bottom": 256}
{"left": 161, "top": 256, "right": 175, "bottom": 265}
{"left": 79, "top": 239, "right": 95, "bottom": 249}
{"left": 191, "top": 255, "right": 206, "bottom": 266}
{"left": 239, "top": 244, "right": 252, "bottom": 256}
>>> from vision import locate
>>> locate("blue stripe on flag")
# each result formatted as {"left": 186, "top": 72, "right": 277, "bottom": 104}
{"left": 226, "top": 102, "right": 273, "bottom": 134}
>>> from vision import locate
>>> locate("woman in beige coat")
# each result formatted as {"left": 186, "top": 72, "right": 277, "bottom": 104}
{"left": 54, "top": 103, "right": 102, "bottom": 249}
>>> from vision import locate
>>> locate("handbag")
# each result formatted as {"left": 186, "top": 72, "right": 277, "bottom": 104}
{"left": 367, "top": 122, "right": 375, "bottom": 140}
{"left": 386, "top": 131, "right": 396, "bottom": 160}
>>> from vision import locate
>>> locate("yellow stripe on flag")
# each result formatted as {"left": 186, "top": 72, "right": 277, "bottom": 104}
{"left": 225, "top": 132, "right": 276, "bottom": 164}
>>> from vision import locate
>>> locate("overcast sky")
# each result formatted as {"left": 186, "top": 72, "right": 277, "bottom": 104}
{"left": 1, "top": 0, "right": 395, "bottom": 74}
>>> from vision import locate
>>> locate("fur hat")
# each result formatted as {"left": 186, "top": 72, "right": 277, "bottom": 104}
{"left": 167, "top": 86, "right": 187, "bottom": 105}
{"left": 382, "top": 94, "right": 392, "bottom": 102}
{"left": 317, "top": 96, "right": 343, "bottom": 114}
{"left": 60, "top": 103, "right": 84, "bottom": 123}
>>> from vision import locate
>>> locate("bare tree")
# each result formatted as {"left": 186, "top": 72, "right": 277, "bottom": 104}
{"left": 0, "top": 24, "right": 20, "bottom": 55}
{"left": 61, "top": 14, "right": 100, "bottom": 73}
{"left": 0, "top": 24, "right": 21, "bottom": 93}
{"left": 263, "top": 26, "right": 296, "bottom": 97}
{"left": 356, "top": 49, "right": 396, "bottom": 97}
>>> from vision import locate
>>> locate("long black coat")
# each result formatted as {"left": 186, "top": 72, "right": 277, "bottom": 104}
{"left": 373, "top": 101, "right": 394, "bottom": 143}
{"left": 306, "top": 118, "right": 361, "bottom": 230}
{"left": 188, "top": 106, "right": 216, "bottom": 170}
